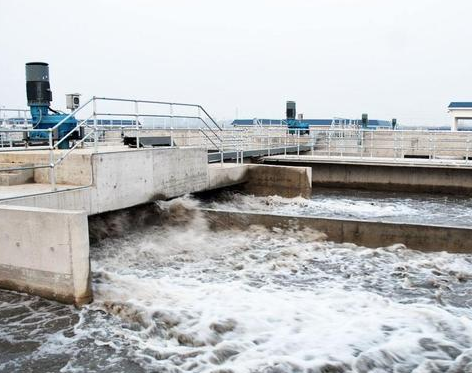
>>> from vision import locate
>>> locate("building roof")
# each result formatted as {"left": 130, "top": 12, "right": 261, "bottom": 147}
{"left": 448, "top": 102, "right": 472, "bottom": 108}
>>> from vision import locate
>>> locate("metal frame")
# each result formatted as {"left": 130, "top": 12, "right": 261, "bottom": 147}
{"left": 2, "top": 97, "right": 472, "bottom": 193}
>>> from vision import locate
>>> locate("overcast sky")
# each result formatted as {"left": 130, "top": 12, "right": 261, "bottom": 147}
{"left": 1, "top": 0, "right": 472, "bottom": 125}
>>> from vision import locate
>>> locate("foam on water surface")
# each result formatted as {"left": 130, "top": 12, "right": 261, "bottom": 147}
{"left": 1, "top": 197, "right": 472, "bottom": 372}
{"left": 203, "top": 188, "right": 472, "bottom": 227}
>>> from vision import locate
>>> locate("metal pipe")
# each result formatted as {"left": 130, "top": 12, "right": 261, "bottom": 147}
{"left": 135, "top": 101, "right": 140, "bottom": 149}
{"left": 93, "top": 98, "right": 98, "bottom": 153}
{"left": 48, "top": 129, "right": 56, "bottom": 191}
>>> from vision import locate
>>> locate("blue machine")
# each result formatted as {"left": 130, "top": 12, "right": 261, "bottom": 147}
{"left": 286, "top": 101, "right": 309, "bottom": 135}
{"left": 26, "top": 62, "right": 79, "bottom": 149}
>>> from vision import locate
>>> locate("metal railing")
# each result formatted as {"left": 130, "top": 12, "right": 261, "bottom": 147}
{"left": 0, "top": 96, "right": 226, "bottom": 191}
{"left": 2, "top": 100, "right": 472, "bottom": 193}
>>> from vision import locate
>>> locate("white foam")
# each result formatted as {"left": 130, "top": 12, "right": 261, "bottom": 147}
{"left": 205, "top": 191, "right": 472, "bottom": 226}
{"left": 84, "top": 200, "right": 472, "bottom": 372}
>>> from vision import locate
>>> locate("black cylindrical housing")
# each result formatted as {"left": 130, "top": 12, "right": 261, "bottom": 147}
{"left": 25, "top": 62, "right": 52, "bottom": 106}
{"left": 286, "top": 101, "right": 296, "bottom": 120}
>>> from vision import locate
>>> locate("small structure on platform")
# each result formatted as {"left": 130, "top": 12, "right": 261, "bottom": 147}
{"left": 448, "top": 102, "right": 472, "bottom": 131}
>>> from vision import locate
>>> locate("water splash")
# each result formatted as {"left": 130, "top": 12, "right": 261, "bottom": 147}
{"left": 2, "top": 196, "right": 472, "bottom": 372}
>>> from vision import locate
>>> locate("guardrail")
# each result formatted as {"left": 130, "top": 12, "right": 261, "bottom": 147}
{"left": 2, "top": 100, "right": 472, "bottom": 193}
{"left": 0, "top": 97, "right": 225, "bottom": 191}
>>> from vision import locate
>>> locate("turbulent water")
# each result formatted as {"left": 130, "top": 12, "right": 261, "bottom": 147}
{"left": 2, "top": 197, "right": 472, "bottom": 372}
{"left": 202, "top": 188, "right": 472, "bottom": 227}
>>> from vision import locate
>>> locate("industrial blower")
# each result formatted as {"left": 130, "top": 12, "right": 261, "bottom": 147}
{"left": 286, "top": 101, "right": 309, "bottom": 135}
{"left": 25, "top": 62, "right": 81, "bottom": 149}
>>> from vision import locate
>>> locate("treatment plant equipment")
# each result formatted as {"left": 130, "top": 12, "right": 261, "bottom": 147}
{"left": 25, "top": 62, "right": 81, "bottom": 149}
{"left": 286, "top": 101, "right": 309, "bottom": 135}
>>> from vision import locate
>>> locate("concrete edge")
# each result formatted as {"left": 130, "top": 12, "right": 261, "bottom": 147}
{"left": 200, "top": 208, "right": 472, "bottom": 253}
{"left": 263, "top": 156, "right": 472, "bottom": 170}
{"left": 0, "top": 204, "right": 87, "bottom": 214}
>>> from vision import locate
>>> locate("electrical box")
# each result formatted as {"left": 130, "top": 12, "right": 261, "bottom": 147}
{"left": 66, "top": 93, "right": 80, "bottom": 110}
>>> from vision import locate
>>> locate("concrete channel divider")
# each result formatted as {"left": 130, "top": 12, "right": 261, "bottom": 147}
{"left": 0, "top": 205, "right": 92, "bottom": 305}
{"left": 201, "top": 208, "right": 472, "bottom": 253}
{"left": 207, "top": 163, "right": 312, "bottom": 197}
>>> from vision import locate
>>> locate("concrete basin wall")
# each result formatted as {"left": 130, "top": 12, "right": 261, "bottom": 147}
{"left": 206, "top": 164, "right": 312, "bottom": 197}
{"left": 203, "top": 209, "right": 472, "bottom": 253}
{"left": 263, "top": 158, "right": 472, "bottom": 195}
{"left": 90, "top": 147, "right": 208, "bottom": 213}
{"left": 0, "top": 205, "right": 92, "bottom": 305}
{"left": 0, "top": 152, "right": 93, "bottom": 186}
{"left": 1, "top": 148, "right": 209, "bottom": 214}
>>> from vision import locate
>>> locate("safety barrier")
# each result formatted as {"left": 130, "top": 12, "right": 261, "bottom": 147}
{"left": 2, "top": 98, "right": 472, "bottom": 192}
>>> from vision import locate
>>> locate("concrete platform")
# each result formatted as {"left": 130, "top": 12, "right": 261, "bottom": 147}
{"left": 0, "top": 183, "right": 79, "bottom": 200}
{"left": 264, "top": 155, "right": 472, "bottom": 169}
{"left": 263, "top": 155, "right": 472, "bottom": 195}
{"left": 208, "top": 145, "right": 311, "bottom": 163}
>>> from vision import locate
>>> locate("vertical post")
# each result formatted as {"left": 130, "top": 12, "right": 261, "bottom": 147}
{"left": 297, "top": 129, "right": 300, "bottom": 156}
{"left": 401, "top": 130, "right": 404, "bottom": 159}
{"left": 311, "top": 130, "right": 314, "bottom": 156}
{"left": 429, "top": 133, "right": 432, "bottom": 160}
{"left": 233, "top": 136, "right": 239, "bottom": 164}
{"left": 370, "top": 131, "right": 373, "bottom": 158}
{"left": 284, "top": 129, "right": 287, "bottom": 157}
{"left": 49, "top": 129, "right": 56, "bottom": 192}
{"left": 93, "top": 97, "right": 98, "bottom": 153}
{"left": 240, "top": 130, "right": 244, "bottom": 165}
{"left": 328, "top": 130, "right": 331, "bottom": 158}
{"left": 360, "top": 129, "right": 364, "bottom": 159}
{"left": 267, "top": 132, "right": 271, "bottom": 157}
{"left": 135, "top": 101, "right": 140, "bottom": 149}
{"left": 466, "top": 135, "right": 470, "bottom": 164}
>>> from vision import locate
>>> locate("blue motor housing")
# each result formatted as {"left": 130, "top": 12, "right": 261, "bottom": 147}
{"left": 29, "top": 106, "right": 78, "bottom": 149}
{"left": 287, "top": 119, "right": 310, "bottom": 135}
{"left": 286, "top": 101, "right": 309, "bottom": 135}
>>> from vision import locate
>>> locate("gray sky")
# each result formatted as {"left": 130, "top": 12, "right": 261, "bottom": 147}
{"left": 1, "top": 0, "right": 472, "bottom": 125}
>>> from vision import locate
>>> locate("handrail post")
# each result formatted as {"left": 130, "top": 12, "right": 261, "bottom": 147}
{"left": 370, "top": 131, "right": 373, "bottom": 158}
{"left": 297, "top": 129, "right": 300, "bottom": 156}
{"left": 135, "top": 101, "right": 140, "bottom": 149}
{"left": 311, "top": 130, "right": 314, "bottom": 156}
{"left": 170, "top": 103, "right": 174, "bottom": 130}
{"left": 267, "top": 132, "right": 271, "bottom": 156}
{"left": 48, "top": 128, "right": 56, "bottom": 192}
{"left": 93, "top": 97, "right": 98, "bottom": 153}
{"left": 284, "top": 129, "right": 287, "bottom": 157}
{"left": 429, "top": 133, "right": 433, "bottom": 160}
{"left": 466, "top": 136, "right": 470, "bottom": 164}
{"left": 328, "top": 130, "right": 331, "bottom": 157}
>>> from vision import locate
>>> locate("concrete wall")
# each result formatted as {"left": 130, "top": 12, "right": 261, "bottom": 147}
{"left": 207, "top": 164, "right": 249, "bottom": 190}
{"left": 264, "top": 159, "right": 472, "bottom": 194}
{"left": 203, "top": 209, "right": 472, "bottom": 253}
{"left": 0, "top": 205, "right": 91, "bottom": 305}
{"left": 0, "top": 151, "right": 93, "bottom": 186}
{"left": 206, "top": 164, "right": 312, "bottom": 197}
{"left": 1, "top": 148, "right": 209, "bottom": 214}
{"left": 90, "top": 147, "right": 208, "bottom": 213}
{"left": 245, "top": 164, "right": 312, "bottom": 197}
